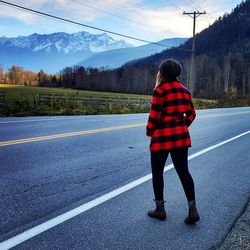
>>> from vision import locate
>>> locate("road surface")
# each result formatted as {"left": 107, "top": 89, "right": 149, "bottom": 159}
{"left": 0, "top": 107, "right": 250, "bottom": 249}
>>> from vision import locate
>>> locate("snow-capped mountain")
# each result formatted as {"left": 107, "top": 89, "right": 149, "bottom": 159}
{"left": 0, "top": 31, "right": 132, "bottom": 54}
{"left": 0, "top": 31, "right": 133, "bottom": 72}
{"left": 0, "top": 31, "right": 187, "bottom": 73}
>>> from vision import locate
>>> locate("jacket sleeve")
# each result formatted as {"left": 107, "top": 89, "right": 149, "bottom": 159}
{"left": 146, "top": 88, "right": 163, "bottom": 137}
{"left": 185, "top": 96, "right": 196, "bottom": 127}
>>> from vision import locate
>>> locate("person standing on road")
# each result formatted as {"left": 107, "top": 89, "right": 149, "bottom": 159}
{"left": 146, "top": 59, "right": 200, "bottom": 224}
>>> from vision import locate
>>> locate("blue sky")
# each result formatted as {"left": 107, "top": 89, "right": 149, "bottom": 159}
{"left": 0, "top": 0, "right": 242, "bottom": 45}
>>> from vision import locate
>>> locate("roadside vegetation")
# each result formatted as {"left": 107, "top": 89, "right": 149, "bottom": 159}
{"left": 1, "top": 84, "right": 249, "bottom": 117}
{"left": 0, "top": 84, "right": 151, "bottom": 116}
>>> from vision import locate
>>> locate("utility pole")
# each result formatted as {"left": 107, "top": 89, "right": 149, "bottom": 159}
{"left": 183, "top": 11, "right": 206, "bottom": 96}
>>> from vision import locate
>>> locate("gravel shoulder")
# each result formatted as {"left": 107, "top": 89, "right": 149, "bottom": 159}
{"left": 213, "top": 197, "right": 250, "bottom": 250}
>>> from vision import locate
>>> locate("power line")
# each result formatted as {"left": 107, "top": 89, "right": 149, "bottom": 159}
{"left": 168, "top": 0, "right": 185, "bottom": 12}
{"left": 172, "top": 0, "right": 213, "bottom": 20}
{"left": 167, "top": 0, "right": 197, "bottom": 21}
{"left": 0, "top": 0, "right": 192, "bottom": 52}
{"left": 186, "top": 0, "right": 217, "bottom": 20}
{"left": 181, "top": 0, "right": 200, "bottom": 12}
{"left": 184, "top": 0, "right": 215, "bottom": 19}
{"left": 188, "top": 0, "right": 205, "bottom": 11}
{"left": 70, "top": 0, "right": 169, "bottom": 34}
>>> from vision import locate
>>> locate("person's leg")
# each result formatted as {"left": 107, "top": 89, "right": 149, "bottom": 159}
{"left": 148, "top": 150, "right": 169, "bottom": 220}
{"left": 151, "top": 150, "right": 169, "bottom": 201}
{"left": 170, "top": 147, "right": 200, "bottom": 224}
{"left": 170, "top": 147, "right": 195, "bottom": 201}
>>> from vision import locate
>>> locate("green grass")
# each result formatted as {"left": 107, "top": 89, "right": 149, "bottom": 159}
{"left": 193, "top": 98, "right": 218, "bottom": 109}
{"left": 0, "top": 84, "right": 151, "bottom": 104}
{"left": 3, "top": 84, "right": 241, "bottom": 117}
{"left": 0, "top": 84, "right": 151, "bottom": 116}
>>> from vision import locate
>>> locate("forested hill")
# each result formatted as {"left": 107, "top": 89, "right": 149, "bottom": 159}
{"left": 129, "top": 0, "right": 250, "bottom": 67}
{"left": 193, "top": 0, "right": 250, "bottom": 57}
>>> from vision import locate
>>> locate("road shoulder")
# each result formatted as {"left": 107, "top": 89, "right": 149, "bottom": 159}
{"left": 212, "top": 197, "right": 250, "bottom": 250}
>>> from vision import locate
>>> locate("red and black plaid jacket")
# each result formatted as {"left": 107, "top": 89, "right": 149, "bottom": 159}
{"left": 146, "top": 81, "right": 196, "bottom": 151}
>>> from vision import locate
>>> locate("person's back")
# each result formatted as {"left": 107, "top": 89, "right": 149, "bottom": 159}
{"left": 146, "top": 59, "right": 199, "bottom": 224}
{"left": 156, "top": 80, "right": 194, "bottom": 118}
{"left": 147, "top": 80, "right": 196, "bottom": 151}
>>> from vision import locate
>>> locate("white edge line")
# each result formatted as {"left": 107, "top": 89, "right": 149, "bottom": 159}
{"left": 0, "top": 118, "right": 82, "bottom": 124}
{"left": 1, "top": 130, "right": 250, "bottom": 249}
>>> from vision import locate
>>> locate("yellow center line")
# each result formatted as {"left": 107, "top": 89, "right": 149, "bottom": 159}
{"left": 0, "top": 123, "right": 145, "bottom": 147}
{"left": 0, "top": 111, "right": 250, "bottom": 147}
{"left": 198, "top": 111, "right": 250, "bottom": 119}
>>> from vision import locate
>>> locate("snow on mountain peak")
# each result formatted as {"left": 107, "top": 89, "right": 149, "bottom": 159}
{"left": 0, "top": 31, "right": 133, "bottom": 55}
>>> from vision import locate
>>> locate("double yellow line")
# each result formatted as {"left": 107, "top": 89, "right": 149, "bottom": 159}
{"left": 0, "top": 123, "right": 145, "bottom": 147}
{"left": 1, "top": 110, "right": 250, "bottom": 148}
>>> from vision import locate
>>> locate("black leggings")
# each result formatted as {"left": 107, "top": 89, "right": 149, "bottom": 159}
{"left": 151, "top": 147, "right": 195, "bottom": 202}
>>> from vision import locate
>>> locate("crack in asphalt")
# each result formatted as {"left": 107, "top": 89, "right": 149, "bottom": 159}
{"left": 0, "top": 180, "right": 86, "bottom": 199}
{"left": 0, "top": 160, "right": 143, "bottom": 199}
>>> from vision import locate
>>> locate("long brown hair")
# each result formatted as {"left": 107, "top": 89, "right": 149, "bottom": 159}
{"left": 154, "top": 71, "right": 177, "bottom": 89}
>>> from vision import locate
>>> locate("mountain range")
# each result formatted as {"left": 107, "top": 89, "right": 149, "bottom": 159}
{"left": 0, "top": 31, "right": 186, "bottom": 73}
{"left": 0, "top": 31, "right": 132, "bottom": 73}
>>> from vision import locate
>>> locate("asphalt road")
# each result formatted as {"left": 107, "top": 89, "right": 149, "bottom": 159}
{"left": 0, "top": 107, "right": 250, "bottom": 249}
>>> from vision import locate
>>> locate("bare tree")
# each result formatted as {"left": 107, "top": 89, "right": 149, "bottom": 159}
{"left": 223, "top": 53, "right": 231, "bottom": 92}
{"left": 0, "top": 65, "right": 4, "bottom": 84}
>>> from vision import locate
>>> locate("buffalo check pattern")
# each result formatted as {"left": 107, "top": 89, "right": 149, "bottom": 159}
{"left": 146, "top": 81, "right": 196, "bottom": 151}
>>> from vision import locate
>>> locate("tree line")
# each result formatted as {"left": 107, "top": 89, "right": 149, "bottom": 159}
{"left": 1, "top": 50, "right": 250, "bottom": 99}
{"left": 0, "top": 65, "right": 60, "bottom": 87}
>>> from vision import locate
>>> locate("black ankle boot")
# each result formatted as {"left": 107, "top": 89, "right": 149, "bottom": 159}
{"left": 148, "top": 199, "right": 166, "bottom": 220}
{"left": 184, "top": 200, "right": 200, "bottom": 224}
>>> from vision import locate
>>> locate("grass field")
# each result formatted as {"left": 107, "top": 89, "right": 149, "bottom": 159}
{"left": 0, "top": 84, "right": 151, "bottom": 104}
{"left": 1, "top": 84, "right": 235, "bottom": 117}
{"left": 0, "top": 84, "right": 152, "bottom": 116}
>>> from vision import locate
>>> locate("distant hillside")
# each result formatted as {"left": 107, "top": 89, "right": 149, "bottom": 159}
{"left": 77, "top": 38, "right": 187, "bottom": 69}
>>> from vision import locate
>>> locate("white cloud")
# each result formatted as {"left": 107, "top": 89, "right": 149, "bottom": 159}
{"left": 0, "top": 0, "right": 141, "bottom": 23}
{"left": 0, "top": 0, "right": 242, "bottom": 41}
{"left": 131, "top": 7, "right": 192, "bottom": 38}
{"left": 0, "top": 1, "right": 35, "bottom": 23}
{"left": 125, "top": 0, "right": 241, "bottom": 40}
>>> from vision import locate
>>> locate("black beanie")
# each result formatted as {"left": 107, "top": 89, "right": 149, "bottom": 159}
{"left": 158, "top": 59, "right": 182, "bottom": 78}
